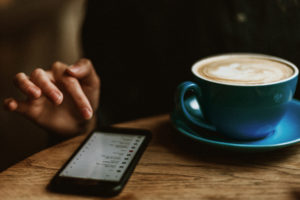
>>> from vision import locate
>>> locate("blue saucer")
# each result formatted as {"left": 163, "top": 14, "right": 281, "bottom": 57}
{"left": 170, "top": 97, "right": 300, "bottom": 151}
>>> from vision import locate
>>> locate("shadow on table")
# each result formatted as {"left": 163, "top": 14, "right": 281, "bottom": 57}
{"left": 291, "top": 189, "right": 300, "bottom": 200}
{"left": 153, "top": 118, "right": 299, "bottom": 167}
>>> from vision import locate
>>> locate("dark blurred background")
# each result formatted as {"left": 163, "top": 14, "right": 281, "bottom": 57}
{"left": 2, "top": 0, "right": 300, "bottom": 172}
{"left": 0, "top": 0, "right": 86, "bottom": 171}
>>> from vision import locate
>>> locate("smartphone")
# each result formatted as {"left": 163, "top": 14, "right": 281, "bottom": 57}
{"left": 49, "top": 127, "right": 151, "bottom": 197}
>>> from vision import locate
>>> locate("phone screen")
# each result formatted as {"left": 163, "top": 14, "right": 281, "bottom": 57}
{"left": 59, "top": 131, "right": 146, "bottom": 182}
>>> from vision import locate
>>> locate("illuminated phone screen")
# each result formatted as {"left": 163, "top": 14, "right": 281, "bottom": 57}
{"left": 59, "top": 131, "right": 145, "bottom": 182}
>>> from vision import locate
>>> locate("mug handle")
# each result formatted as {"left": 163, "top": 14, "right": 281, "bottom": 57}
{"left": 175, "top": 81, "right": 215, "bottom": 131}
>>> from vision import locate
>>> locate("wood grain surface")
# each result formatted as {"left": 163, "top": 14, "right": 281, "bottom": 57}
{"left": 1, "top": 114, "right": 300, "bottom": 200}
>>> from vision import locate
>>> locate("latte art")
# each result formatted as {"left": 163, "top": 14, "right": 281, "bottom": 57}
{"left": 196, "top": 57, "right": 294, "bottom": 85}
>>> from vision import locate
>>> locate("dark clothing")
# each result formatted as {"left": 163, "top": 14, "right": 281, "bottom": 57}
{"left": 82, "top": 0, "right": 300, "bottom": 125}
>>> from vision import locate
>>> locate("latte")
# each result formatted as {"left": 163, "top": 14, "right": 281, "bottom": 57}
{"left": 195, "top": 56, "right": 294, "bottom": 85}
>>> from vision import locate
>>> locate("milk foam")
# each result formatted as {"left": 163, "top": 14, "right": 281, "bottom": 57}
{"left": 196, "top": 57, "right": 294, "bottom": 85}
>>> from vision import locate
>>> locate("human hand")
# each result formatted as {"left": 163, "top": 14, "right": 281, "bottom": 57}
{"left": 4, "top": 59, "right": 100, "bottom": 137}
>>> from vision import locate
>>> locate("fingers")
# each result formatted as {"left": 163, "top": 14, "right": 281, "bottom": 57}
{"left": 4, "top": 98, "right": 18, "bottom": 111}
{"left": 13, "top": 73, "right": 41, "bottom": 99}
{"left": 62, "top": 76, "right": 93, "bottom": 119}
{"left": 3, "top": 98, "right": 29, "bottom": 115}
{"left": 66, "top": 58, "right": 100, "bottom": 88}
{"left": 10, "top": 69, "right": 62, "bottom": 106}
{"left": 7, "top": 61, "right": 94, "bottom": 120}
{"left": 51, "top": 61, "right": 93, "bottom": 119}
{"left": 30, "top": 68, "right": 63, "bottom": 105}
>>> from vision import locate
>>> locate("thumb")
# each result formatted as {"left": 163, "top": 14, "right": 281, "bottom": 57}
{"left": 66, "top": 58, "right": 100, "bottom": 88}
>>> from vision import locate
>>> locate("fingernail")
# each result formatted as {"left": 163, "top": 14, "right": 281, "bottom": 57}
{"left": 57, "top": 94, "right": 63, "bottom": 104}
{"left": 52, "top": 91, "right": 63, "bottom": 104}
{"left": 82, "top": 107, "right": 92, "bottom": 119}
{"left": 69, "top": 65, "right": 80, "bottom": 73}
{"left": 32, "top": 88, "right": 41, "bottom": 98}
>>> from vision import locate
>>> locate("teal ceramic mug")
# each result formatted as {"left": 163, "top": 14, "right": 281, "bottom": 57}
{"left": 175, "top": 54, "right": 298, "bottom": 140}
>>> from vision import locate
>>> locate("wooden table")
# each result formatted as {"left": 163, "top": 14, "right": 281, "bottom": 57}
{"left": 1, "top": 114, "right": 300, "bottom": 200}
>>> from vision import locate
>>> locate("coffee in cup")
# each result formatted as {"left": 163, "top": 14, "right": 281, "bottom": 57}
{"left": 195, "top": 56, "right": 294, "bottom": 85}
{"left": 175, "top": 53, "right": 298, "bottom": 140}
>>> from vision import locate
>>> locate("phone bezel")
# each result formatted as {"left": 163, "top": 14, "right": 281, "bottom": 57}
{"left": 48, "top": 127, "right": 151, "bottom": 197}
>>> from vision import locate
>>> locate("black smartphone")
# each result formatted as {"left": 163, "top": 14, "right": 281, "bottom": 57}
{"left": 49, "top": 127, "right": 151, "bottom": 197}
